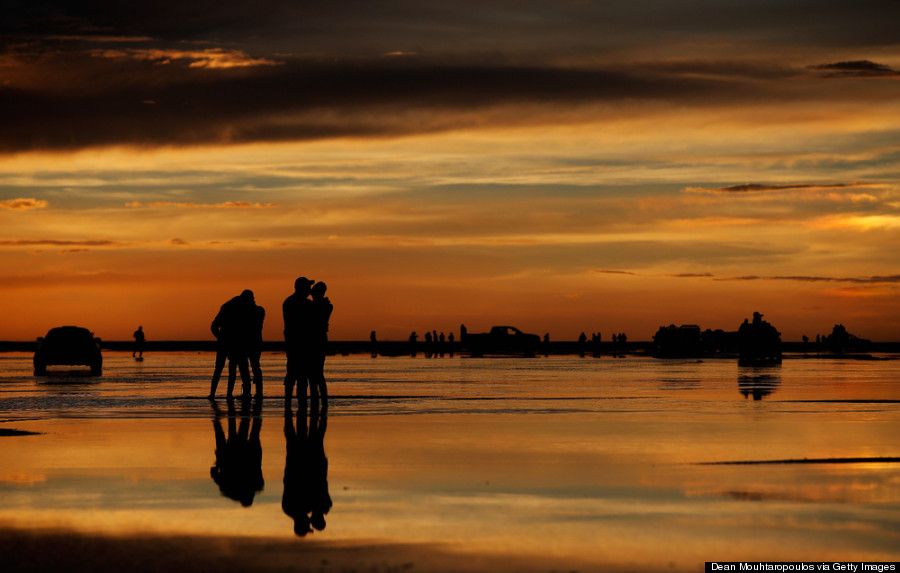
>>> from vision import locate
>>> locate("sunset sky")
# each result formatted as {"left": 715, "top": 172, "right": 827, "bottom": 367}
{"left": 2, "top": 1, "right": 899, "bottom": 342}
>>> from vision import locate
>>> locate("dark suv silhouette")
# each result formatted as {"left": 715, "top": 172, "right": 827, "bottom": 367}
{"left": 34, "top": 326, "right": 103, "bottom": 376}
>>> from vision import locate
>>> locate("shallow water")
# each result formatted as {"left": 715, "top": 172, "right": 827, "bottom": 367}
{"left": 1, "top": 352, "right": 899, "bottom": 569}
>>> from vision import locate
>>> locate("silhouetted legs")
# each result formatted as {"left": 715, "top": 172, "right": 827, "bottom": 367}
{"left": 285, "top": 351, "right": 316, "bottom": 410}
{"left": 249, "top": 350, "right": 263, "bottom": 398}
{"left": 209, "top": 347, "right": 229, "bottom": 399}
{"left": 227, "top": 354, "right": 251, "bottom": 399}
{"left": 311, "top": 353, "right": 327, "bottom": 413}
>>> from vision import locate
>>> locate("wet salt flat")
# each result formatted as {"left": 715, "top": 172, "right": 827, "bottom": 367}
{"left": 1, "top": 351, "right": 899, "bottom": 570}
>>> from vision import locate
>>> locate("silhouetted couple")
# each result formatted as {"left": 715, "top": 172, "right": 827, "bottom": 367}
{"left": 282, "top": 402, "right": 331, "bottom": 536}
{"left": 209, "top": 289, "right": 265, "bottom": 400}
{"left": 283, "top": 277, "right": 332, "bottom": 411}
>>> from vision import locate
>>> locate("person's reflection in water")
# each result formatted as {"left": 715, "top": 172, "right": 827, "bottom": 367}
{"left": 738, "top": 367, "right": 782, "bottom": 400}
{"left": 282, "top": 401, "right": 331, "bottom": 536}
{"left": 210, "top": 398, "right": 264, "bottom": 506}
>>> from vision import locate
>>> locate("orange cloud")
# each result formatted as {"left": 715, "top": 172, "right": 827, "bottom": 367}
{"left": 125, "top": 201, "right": 278, "bottom": 208}
{"left": 90, "top": 48, "right": 280, "bottom": 69}
{"left": 0, "top": 239, "right": 124, "bottom": 248}
{"left": 0, "top": 198, "right": 47, "bottom": 210}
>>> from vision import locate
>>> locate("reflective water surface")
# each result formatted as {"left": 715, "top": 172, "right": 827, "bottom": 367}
{"left": 1, "top": 352, "right": 898, "bottom": 569}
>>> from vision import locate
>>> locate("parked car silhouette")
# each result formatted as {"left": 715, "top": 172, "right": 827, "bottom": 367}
{"left": 464, "top": 326, "right": 541, "bottom": 356}
{"left": 34, "top": 326, "right": 103, "bottom": 376}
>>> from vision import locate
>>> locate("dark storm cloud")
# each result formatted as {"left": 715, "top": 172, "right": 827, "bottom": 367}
{"left": 615, "top": 271, "right": 900, "bottom": 284}
{"left": 592, "top": 269, "right": 638, "bottom": 276}
{"left": 6, "top": 1, "right": 900, "bottom": 55}
{"left": 716, "top": 274, "right": 900, "bottom": 284}
{"left": 686, "top": 183, "right": 867, "bottom": 194}
{"left": 4, "top": 0, "right": 900, "bottom": 153}
{"left": 0, "top": 55, "right": 747, "bottom": 153}
{"left": 809, "top": 60, "right": 900, "bottom": 78}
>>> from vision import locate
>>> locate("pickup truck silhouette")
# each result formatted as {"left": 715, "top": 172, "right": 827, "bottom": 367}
{"left": 463, "top": 326, "right": 541, "bottom": 356}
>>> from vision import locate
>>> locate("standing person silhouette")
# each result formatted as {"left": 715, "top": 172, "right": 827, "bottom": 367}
{"left": 283, "top": 277, "right": 315, "bottom": 407}
{"left": 310, "top": 282, "right": 333, "bottom": 411}
{"left": 248, "top": 295, "right": 266, "bottom": 399}
{"left": 132, "top": 326, "right": 145, "bottom": 358}
{"left": 209, "top": 290, "right": 253, "bottom": 400}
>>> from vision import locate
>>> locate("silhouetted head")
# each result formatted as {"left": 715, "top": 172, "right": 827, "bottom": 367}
{"left": 294, "top": 276, "right": 314, "bottom": 294}
{"left": 311, "top": 281, "right": 327, "bottom": 299}
{"left": 240, "top": 289, "right": 255, "bottom": 303}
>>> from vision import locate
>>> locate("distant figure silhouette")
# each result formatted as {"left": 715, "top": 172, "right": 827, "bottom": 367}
{"left": 370, "top": 331, "right": 377, "bottom": 343}
{"left": 578, "top": 332, "right": 587, "bottom": 344}
{"left": 132, "top": 326, "right": 145, "bottom": 358}
{"left": 460, "top": 324, "right": 467, "bottom": 341}
{"left": 283, "top": 403, "right": 331, "bottom": 536}
{"left": 310, "top": 281, "right": 333, "bottom": 410}
{"left": 209, "top": 291, "right": 254, "bottom": 399}
{"left": 543, "top": 333, "right": 550, "bottom": 343}
{"left": 283, "top": 277, "right": 315, "bottom": 406}
{"left": 210, "top": 399, "right": 264, "bottom": 506}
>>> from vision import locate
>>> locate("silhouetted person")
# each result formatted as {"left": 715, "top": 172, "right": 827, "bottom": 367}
{"left": 310, "top": 281, "right": 333, "bottom": 411}
{"left": 249, "top": 296, "right": 265, "bottom": 398}
{"left": 543, "top": 333, "right": 550, "bottom": 343}
{"left": 460, "top": 324, "right": 467, "bottom": 341}
{"left": 283, "top": 277, "right": 315, "bottom": 406}
{"left": 132, "top": 326, "right": 145, "bottom": 358}
{"left": 283, "top": 403, "right": 331, "bottom": 536}
{"left": 578, "top": 332, "right": 587, "bottom": 344}
{"left": 210, "top": 399, "right": 264, "bottom": 506}
{"left": 209, "top": 290, "right": 254, "bottom": 399}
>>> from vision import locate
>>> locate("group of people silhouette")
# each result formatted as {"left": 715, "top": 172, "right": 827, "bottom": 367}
{"left": 208, "top": 275, "right": 334, "bottom": 536}
{"left": 207, "top": 276, "right": 333, "bottom": 408}
{"left": 208, "top": 289, "right": 265, "bottom": 400}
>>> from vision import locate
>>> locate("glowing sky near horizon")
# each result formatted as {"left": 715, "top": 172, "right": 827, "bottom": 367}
{"left": 2, "top": 1, "right": 899, "bottom": 341}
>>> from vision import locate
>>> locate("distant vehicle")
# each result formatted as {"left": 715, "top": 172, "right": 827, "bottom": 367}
{"left": 464, "top": 326, "right": 541, "bottom": 356}
{"left": 653, "top": 324, "right": 703, "bottom": 358}
{"left": 34, "top": 326, "right": 103, "bottom": 376}
{"left": 737, "top": 312, "right": 782, "bottom": 366}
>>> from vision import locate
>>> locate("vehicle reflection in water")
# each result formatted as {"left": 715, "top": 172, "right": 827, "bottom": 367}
{"left": 737, "top": 366, "right": 782, "bottom": 400}
{"left": 283, "top": 403, "right": 331, "bottom": 536}
{"left": 210, "top": 399, "right": 264, "bottom": 506}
